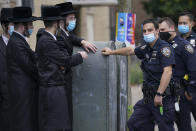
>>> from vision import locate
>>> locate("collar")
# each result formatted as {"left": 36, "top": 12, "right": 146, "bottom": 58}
{"left": 183, "top": 31, "right": 196, "bottom": 40}
{"left": 2, "top": 34, "right": 9, "bottom": 45}
{"left": 146, "top": 38, "right": 160, "bottom": 51}
{"left": 45, "top": 30, "right": 57, "bottom": 41}
{"left": 170, "top": 35, "right": 179, "bottom": 44}
{"left": 60, "top": 27, "right": 69, "bottom": 36}
{"left": 14, "top": 31, "right": 27, "bottom": 41}
{"left": 169, "top": 35, "right": 179, "bottom": 48}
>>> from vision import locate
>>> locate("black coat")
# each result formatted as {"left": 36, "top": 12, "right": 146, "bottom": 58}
{"left": 0, "top": 36, "right": 9, "bottom": 130}
{"left": 6, "top": 32, "right": 39, "bottom": 131}
{"left": 36, "top": 30, "right": 83, "bottom": 131}
{"left": 56, "top": 29, "right": 83, "bottom": 128}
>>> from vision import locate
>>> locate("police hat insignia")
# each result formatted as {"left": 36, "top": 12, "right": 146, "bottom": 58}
{"left": 185, "top": 44, "right": 194, "bottom": 54}
{"left": 161, "top": 47, "right": 171, "bottom": 57}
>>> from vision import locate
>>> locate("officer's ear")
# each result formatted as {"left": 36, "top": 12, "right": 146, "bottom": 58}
{"left": 191, "top": 21, "right": 195, "bottom": 28}
{"left": 155, "top": 28, "right": 159, "bottom": 36}
{"left": 170, "top": 25, "right": 175, "bottom": 31}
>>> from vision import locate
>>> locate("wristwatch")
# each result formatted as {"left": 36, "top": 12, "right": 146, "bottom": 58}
{"left": 156, "top": 92, "right": 164, "bottom": 97}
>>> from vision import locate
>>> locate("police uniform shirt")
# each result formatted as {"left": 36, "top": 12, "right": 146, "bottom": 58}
{"left": 169, "top": 35, "right": 195, "bottom": 82}
{"left": 134, "top": 38, "right": 175, "bottom": 87}
{"left": 185, "top": 31, "right": 196, "bottom": 49}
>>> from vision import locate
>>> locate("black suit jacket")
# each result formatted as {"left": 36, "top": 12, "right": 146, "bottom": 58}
{"left": 0, "top": 36, "right": 9, "bottom": 130}
{"left": 0, "top": 36, "right": 7, "bottom": 103}
{"left": 36, "top": 31, "right": 83, "bottom": 86}
{"left": 6, "top": 32, "right": 38, "bottom": 131}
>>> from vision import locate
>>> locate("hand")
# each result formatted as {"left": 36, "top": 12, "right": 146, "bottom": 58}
{"left": 78, "top": 51, "right": 88, "bottom": 59}
{"left": 81, "top": 40, "right": 97, "bottom": 53}
{"left": 101, "top": 47, "right": 112, "bottom": 55}
{"left": 154, "top": 95, "right": 163, "bottom": 106}
{"left": 185, "top": 91, "right": 192, "bottom": 101}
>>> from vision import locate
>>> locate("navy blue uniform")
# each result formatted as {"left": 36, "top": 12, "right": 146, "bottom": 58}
{"left": 127, "top": 39, "right": 176, "bottom": 131}
{"left": 185, "top": 31, "right": 196, "bottom": 49}
{"left": 177, "top": 32, "right": 196, "bottom": 131}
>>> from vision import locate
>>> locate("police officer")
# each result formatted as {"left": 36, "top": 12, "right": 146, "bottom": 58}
{"left": 6, "top": 7, "right": 39, "bottom": 131}
{"left": 159, "top": 17, "right": 196, "bottom": 131}
{"left": 36, "top": 5, "right": 88, "bottom": 131}
{"left": 0, "top": 8, "right": 14, "bottom": 130}
{"left": 177, "top": 11, "right": 196, "bottom": 130}
{"left": 178, "top": 11, "right": 196, "bottom": 48}
{"left": 102, "top": 19, "right": 176, "bottom": 131}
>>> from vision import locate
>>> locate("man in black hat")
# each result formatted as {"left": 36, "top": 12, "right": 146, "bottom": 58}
{"left": 56, "top": 2, "right": 97, "bottom": 54}
{"left": 6, "top": 7, "right": 39, "bottom": 131}
{"left": 55, "top": 3, "right": 96, "bottom": 129}
{"left": 36, "top": 5, "right": 88, "bottom": 131}
{"left": 0, "top": 7, "right": 14, "bottom": 131}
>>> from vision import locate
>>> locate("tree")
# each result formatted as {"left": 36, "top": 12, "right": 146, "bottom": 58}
{"left": 142, "top": 0, "right": 196, "bottom": 30}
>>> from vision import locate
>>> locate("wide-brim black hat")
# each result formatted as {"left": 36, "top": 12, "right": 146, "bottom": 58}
{"left": 0, "top": 8, "right": 13, "bottom": 22}
{"left": 41, "top": 5, "right": 64, "bottom": 21}
{"left": 56, "top": 2, "right": 76, "bottom": 16}
{"left": 8, "top": 7, "right": 37, "bottom": 22}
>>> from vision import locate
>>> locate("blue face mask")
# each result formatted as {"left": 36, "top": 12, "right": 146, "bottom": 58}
{"left": 66, "top": 20, "right": 76, "bottom": 32}
{"left": 178, "top": 25, "right": 189, "bottom": 34}
{"left": 8, "top": 25, "right": 14, "bottom": 35}
{"left": 143, "top": 33, "right": 156, "bottom": 43}
{"left": 28, "top": 29, "right": 33, "bottom": 35}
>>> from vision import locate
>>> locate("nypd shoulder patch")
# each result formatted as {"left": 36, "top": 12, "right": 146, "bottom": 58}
{"left": 185, "top": 44, "right": 194, "bottom": 54}
{"left": 161, "top": 47, "right": 171, "bottom": 57}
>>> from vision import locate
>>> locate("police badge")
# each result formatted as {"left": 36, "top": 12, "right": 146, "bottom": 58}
{"left": 161, "top": 47, "right": 171, "bottom": 57}
{"left": 185, "top": 44, "right": 194, "bottom": 54}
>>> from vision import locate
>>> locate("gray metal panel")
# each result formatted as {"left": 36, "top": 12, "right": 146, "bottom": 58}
{"left": 72, "top": 41, "right": 117, "bottom": 131}
{"left": 115, "top": 42, "right": 128, "bottom": 131}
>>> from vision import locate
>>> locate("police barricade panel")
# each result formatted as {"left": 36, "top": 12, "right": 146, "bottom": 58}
{"left": 72, "top": 41, "right": 118, "bottom": 131}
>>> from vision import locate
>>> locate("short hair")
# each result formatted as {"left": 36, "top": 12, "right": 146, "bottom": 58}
{"left": 142, "top": 19, "right": 159, "bottom": 30}
{"left": 159, "top": 17, "right": 175, "bottom": 27}
{"left": 179, "top": 11, "right": 195, "bottom": 22}
{"left": 43, "top": 20, "right": 57, "bottom": 28}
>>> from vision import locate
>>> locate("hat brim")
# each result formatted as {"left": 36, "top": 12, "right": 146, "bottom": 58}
{"left": 61, "top": 10, "right": 76, "bottom": 16}
{"left": 41, "top": 16, "right": 64, "bottom": 21}
{"left": 8, "top": 16, "right": 38, "bottom": 22}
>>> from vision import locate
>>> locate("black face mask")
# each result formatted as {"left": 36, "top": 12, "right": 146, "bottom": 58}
{"left": 159, "top": 32, "right": 171, "bottom": 42}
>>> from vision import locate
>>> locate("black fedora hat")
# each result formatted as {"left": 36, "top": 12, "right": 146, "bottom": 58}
{"left": 41, "top": 5, "right": 63, "bottom": 21}
{"left": 0, "top": 8, "right": 13, "bottom": 22}
{"left": 8, "top": 7, "right": 37, "bottom": 22}
{"left": 56, "top": 2, "right": 76, "bottom": 16}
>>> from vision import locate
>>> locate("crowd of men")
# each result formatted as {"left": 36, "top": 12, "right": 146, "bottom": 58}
{"left": 102, "top": 11, "right": 196, "bottom": 131}
{"left": 0, "top": 1, "right": 196, "bottom": 131}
